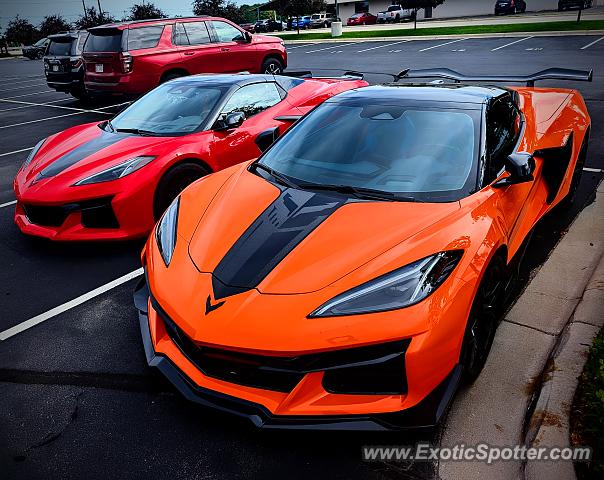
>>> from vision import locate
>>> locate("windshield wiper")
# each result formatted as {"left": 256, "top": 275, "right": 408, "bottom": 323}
{"left": 114, "top": 127, "right": 157, "bottom": 137}
{"left": 297, "top": 183, "right": 416, "bottom": 202}
{"left": 252, "top": 163, "right": 301, "bottom": 189}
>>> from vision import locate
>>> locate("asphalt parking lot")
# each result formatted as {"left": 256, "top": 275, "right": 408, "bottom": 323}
{"left": 0, "top": 34, "right": 603, "bottom": 479}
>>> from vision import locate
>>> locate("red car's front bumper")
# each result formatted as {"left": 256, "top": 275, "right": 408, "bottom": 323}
{"left": 13, "top": 173, "right": 156, "bottom": 241}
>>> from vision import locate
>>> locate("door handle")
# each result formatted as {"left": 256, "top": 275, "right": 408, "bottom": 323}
{"left": 184, "top": 52, "right": 194, "bottom": 56}
{"left": 221, "top": 47, "right": 230, "bottom": 52}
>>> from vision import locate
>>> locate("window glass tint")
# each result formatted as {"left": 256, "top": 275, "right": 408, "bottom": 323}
{"left": 486, "top": 96, "right": 521, "bottom": 181}
{"left": 110, "top": 83, "right": 225, "bottom": 135}
{"left": 174, "top": 23, "right": 189, "bottom": 45}
{"left": 183, "top": 22, "right": 211, "bottom": 45}
{"left": 48, "top": 40, "right": 73, "bottom": 56}
{"left": 388, "top": 6, "right": 400, "bottom": 11}
{"left": 84, "top": 32, "right": 123, "bottom": 52}
{"left": 127, "top": 26, "right": 164, "bottom": 50}
{"left": 34, "top": 38, "right": 48, "bottom": 47}
{"left": 222, "top": 83, "right": 282, "bottom": 118}
{"left": 211, "top": 21, "right": 245, "bottom": 42}
{"left": 259, "top": 104, "right": 480, "bottom": 202}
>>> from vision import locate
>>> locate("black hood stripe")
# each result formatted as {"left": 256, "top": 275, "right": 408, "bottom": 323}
{"left": 37, "top": 129, "right": 132, "bottom": 179}
{"left": 212, "top": 188, "right": 345, "bottom": 300}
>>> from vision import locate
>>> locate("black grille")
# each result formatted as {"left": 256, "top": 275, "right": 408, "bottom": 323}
{"left": 153, "top": 297, "right": 409, "bottom": 394}
{"left": 23, "top": 197, "right": 118, "bottom": 229}
{"left": 23, "top": 204, "right": 70, "bottom": 227}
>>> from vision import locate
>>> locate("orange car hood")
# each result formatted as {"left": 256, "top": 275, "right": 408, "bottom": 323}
{"left": 187, "top": 166, "right": 461, "bottom": 294}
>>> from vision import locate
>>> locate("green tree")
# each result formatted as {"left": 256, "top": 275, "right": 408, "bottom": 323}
{"left": 38, "top": 15, "right": 72, "bottom": 38}
{"left": 74, "top": 7, "right": 115, "bottom": 30}
{"left": 192, "top": 0, "right": 225, "bottom": 16}
{"left": 5, "top": 16, "right": 39, "bottom": 45}
{"left": 127, "top": 3, "right": 167, "bottom": 21}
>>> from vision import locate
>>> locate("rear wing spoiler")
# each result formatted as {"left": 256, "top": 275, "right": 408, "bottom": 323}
{"left": 283, "top": 70, "right": 365, "bottom": 80}
{"left": 397, "top": 68, "right": 593, "bottom": 87}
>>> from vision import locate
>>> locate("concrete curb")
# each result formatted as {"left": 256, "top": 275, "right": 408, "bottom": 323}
{"left": 283, "top": 30, "right": 604, "bottom": 44}
{"left": 438, "top": 179, "right": 604, "bottom": 480}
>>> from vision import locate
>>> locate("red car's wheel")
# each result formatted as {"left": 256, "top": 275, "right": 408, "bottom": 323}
{"left": 459, "top": 254, "right": 507, "bottom": 385}
{"left": 153, "top": 162, "right": 210, "bottom": 220}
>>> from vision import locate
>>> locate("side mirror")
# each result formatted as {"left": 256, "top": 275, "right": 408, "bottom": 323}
{"left": 493, "top": 152, "right": 535, "bottom": 188}
{"left": 244, "top": 31, "right": 252, "bottom": 43}
{"left": 214, "top": 111, "right": 246, "bottom": 131}
{"left": 255, "top": 127, "right": 280, "bottom": 152}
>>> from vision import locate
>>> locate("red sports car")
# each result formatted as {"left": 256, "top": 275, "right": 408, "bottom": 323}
{"left": 347, "top": 12, "right": 378, "bottom": 26}
{"left": 13, "top": 73, "right": 367, "bottom": 241}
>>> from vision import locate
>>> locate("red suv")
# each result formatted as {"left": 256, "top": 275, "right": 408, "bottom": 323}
{"left": 82, "top": 16, "right": 287, "bottom": 96}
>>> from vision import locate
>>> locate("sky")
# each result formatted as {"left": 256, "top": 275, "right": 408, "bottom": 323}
{"left": 0, "top": 0, "right": 250, "bottom": 28}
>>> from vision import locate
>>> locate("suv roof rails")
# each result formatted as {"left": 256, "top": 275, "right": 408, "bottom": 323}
{"left": 397, "top": 67, "right": 593, "bottom": 87}
{"left": 90, "top": 16, "right": 211, "bottom": 30}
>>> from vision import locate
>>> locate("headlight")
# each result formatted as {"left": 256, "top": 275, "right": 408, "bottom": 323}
{"left": 156, "top": 196, "right": 180, "bottom": 267}
{"left": 21, "top": 138, "right": 46, "bottom": 171}
{"left": 309, "top": 251, "right": 463, "bottom": 318}
{"left": 73, "top": 156, "right": 155, "bottom": 186}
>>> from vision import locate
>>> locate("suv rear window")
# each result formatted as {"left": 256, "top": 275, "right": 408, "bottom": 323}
{"left": 48, "top": 39, "right": 74, "bottom": 56}
{"left": 127, "top": 26, "right": 164, "bottom": 50}
{"left": 388, "top": 6, "right": 400, "bottom": 11}
{"left": 84, "top": 31, "right": 123, "bottom": 52}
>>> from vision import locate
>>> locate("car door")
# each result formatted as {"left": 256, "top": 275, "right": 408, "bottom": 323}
{"left": 174, "top": 21, "right": 223, "bottom": 74}
{"left": 209, "top": 82, "right": 290, "bottom": 170}
{"left": 486, "top": 95, "right": 544, "bottom": 256}
{"left": 208, "top": 20, "right": 257, "bottom": 72}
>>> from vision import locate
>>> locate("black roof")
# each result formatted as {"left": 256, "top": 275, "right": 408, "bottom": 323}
{"left": 326, "top": 84, "right": 507, "bottom": 107}
{"left": 168, "top": 73, "right": 303, "bottom": 89}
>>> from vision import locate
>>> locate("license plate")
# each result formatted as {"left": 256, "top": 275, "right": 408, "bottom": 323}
{"left": 95, "top": 64, "right": 104, "bottom": 73}
{"left": 52, "top": 65, "right": 59, "bottom": 72}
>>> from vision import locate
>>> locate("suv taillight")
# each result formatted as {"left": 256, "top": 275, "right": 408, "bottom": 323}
{"left": 121, "top": 52, "right": 133, "bottom": 73}
{"left": 70, "top": 57, "right": 82, "bottom": 69}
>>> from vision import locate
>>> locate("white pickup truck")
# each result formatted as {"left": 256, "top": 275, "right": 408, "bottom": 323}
{"left": 377, "top": 5, "right": 416, "bottom": 23}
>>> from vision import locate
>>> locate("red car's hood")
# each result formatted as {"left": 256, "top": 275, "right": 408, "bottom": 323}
{"left": 187, "top": 165, "right": 460, "bottom": 295}
{"left": 22, "top": 122, "right": 175, "bottom": 188}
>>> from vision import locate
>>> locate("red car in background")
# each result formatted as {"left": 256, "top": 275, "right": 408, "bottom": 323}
{"left": 347, "top": 12, "right": 378, "bottom": 26}
{"left": 14, "top": 73, "right": 367, "bottom": 241}
{"left": 82, "top": 16, "right": 287, "bottom": 96}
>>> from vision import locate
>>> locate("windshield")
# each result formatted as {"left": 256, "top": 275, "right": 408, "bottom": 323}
{"left": 258, "top": 103, "right": 481, "bottom": 202}
{"left": 34, "top": 38, "right": 48, "bottom": 47}
{"left": 48, "top": 40, "right": 73, "bottom": 56}
{"left": 351, "top": 13, "right": 363, "bottom": 18}
{"left": 311, "top": 14, "right": 321, "bottom": 19}
{"left": 109, "top": 82, "right": 225, "bottom": 135}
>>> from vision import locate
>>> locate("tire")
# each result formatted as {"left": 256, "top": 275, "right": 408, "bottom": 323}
{"left": 395, "top": 14, "right": 401, "bottom": 23}
{"left": 153, "top": 162, "right": 210, "bottom": 220}
{"left": 559, "top": 134, "right": 589, "bottom": 209}
{"left": 459, "top": 254, "right": 507, "bottom": 385}
{"left": 160, "top": 71, "right": 186, "bottom": 84}
{"left": 70, "top": 85, "right": 89, "bottom": 102}
{"left": 261, "top": 57, "right": 283, "bottom": 75}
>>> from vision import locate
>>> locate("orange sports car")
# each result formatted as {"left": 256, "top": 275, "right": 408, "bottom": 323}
{"left": 134, "top": 68, "right": 592, "bottom": 430}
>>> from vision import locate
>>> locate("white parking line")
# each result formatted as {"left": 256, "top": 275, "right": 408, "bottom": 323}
{"left": 580, "top": 36, "right": 604, "bottom": 50}
{"left": 491, "top": 36, "right": 534, "bottom": 51}
{"left": 0, "top": 77, "right": 45, "bottom": 86}
{"left": 0, "top": 268, "right": 144, "bottom": 341}
{"left": 0, "top": 102, "right": 128, "bottom": 130}
{"left": 583, "top": 167, "right": 604, "bottom": 173}
{"left": 0, "top": 200, "right": 17, "bottom": 209}
{"left": 357, "top": 40, "right": 410, "bottom": 52}
{"left": 419, "top": 38, "right": 468, "bottom": 52}
{"left": 305, "top": 42, "right": 360, "bottom": 53}
{"left": 0, "top": 83, "right": 47, "bottom": 93}
{"left": 0, "top": 98, "right": 73, "bottom": 113}
{"left": 0, "top": 90, "right": 63, "bottom": 100}
{"left": 0, "top": 98, "right": 126, "bottom": 114}
{"left": 286, "top": 43, "right": 314, "bottom": 49}
{"left": 0, "top": 146, "right": 33, "bottom": 157}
